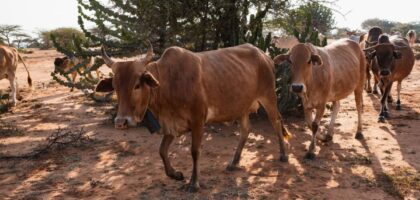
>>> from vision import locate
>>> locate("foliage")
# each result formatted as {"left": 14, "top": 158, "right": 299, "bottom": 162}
{"left": 0, "top": 24, "right": 22, "bottom": 46}
{"left": 361, "top": 18, "right": 420, "bottom": 35}
{"left": 40, "top": 27, "right": 87, "bottom": 50}
{"left": 11, "top": 32, "right": 32, "bottom": 49}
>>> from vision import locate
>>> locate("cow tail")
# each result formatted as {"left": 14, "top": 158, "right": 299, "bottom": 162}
{"left": 18, "top": 54, "right": 33, "bottom": 88}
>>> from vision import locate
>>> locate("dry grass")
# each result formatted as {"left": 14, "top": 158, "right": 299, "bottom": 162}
{"left": 380, "top": 167, "right": 420, "bottom": 199}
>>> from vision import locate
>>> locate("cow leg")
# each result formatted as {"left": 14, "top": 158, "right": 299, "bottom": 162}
{"left": 354, "top": 87, "right": 364, "bottom": 140}
{"left": 70, "top": 71, "right": 77, "bottom": 92}
{"left": 7, "top": 71, "right": 17, "bottom": 106}
{"left": 187, "top": 122, "right": 204, "bottom": 192}
{"left": 304, "top": 108, "right": 314, "bottom": 129}
{"left": 365, "top": 64, "right": 372, "bottom": 93}
{"left": 373, "top": 75, "right": 379, "bottom": 94}
{"left": 159, "top": 134, "right": 184, "bottom": 180}
{"left": 320, "top": 101, "right": 340, "bottom": 142}
{"left": 379, "top": 83, "right": 392, "bottom": 122}
{"left": 226, "top": 115, "right": 250, "bottom": 171}
{"left": 260, "top": 97, "right": 288, "bottom": 162}
{"left": 396, "top": 81, "right": 402, "bottom": 110}
{"left": 305, "top": 106, "right": 325, "bottom": 160}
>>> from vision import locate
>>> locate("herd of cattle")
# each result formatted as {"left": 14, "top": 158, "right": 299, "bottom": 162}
{"left": 0, "top": 27, "right": 417, "bottom": 192}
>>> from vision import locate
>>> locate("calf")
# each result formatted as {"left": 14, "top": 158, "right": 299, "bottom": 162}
{"left": 364, "top": 35, "right": 415, "bottom": 122}
{"left": 0, "top": 45, "right": 32, "bottom": 105}
{"left": 95, "top": 43, "right": 291, "bottom": 192}
{"left": 273, "top": 39, "right": 366, "bottom": 159}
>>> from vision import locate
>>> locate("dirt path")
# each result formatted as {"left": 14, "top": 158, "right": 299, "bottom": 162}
{"left": 0, "top": 49, "right": 419, "bottom": 199}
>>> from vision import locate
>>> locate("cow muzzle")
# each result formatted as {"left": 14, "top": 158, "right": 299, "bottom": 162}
{"left": 291, "top": 83, "right": 305, "bottom": 94}
{"left": 379, "top": 70, "right": 391, "bottom": 77}
{"left": 114, "top": 116, "right": 135, "bottom": 130}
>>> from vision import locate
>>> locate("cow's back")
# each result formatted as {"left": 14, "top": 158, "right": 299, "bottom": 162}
{"left": 0, "top": 45, "right": 18, "bottom": 76}
{"left": 319, "top": 39, "right": 365, "bottom": 101}
{"left": 390, "top": 36, "right": 415, "bottom": 81}
{"left": 154, "top": 44, "right": 275, "bottom": 123}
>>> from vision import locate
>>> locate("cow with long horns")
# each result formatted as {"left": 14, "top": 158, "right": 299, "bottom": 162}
{"left": 95, "top": 43, "right": 291, "bottom": 192}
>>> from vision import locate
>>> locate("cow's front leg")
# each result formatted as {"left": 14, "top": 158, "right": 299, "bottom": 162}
{"left": 379, "top": 83, "right": 392, "bottom": 122}
{"left": 227, "top": 115, "right": 250, "bottom": 171}
{"left": 305, "top": 106, "right": 325, "bottom": 160}
{"left": 187, "top": 122, "right": 204, "bottom": 192}
{"left": 396, "top": 81, "right": 402, "bottom": 110}
{"left": 365, "top": 64, "right": 372, "bottom": 93}
{"left": 159, "top": 134, "right": 184, "bottom": 180}
{"left": 320, "top": 101, "right": 340, "bottom": 142}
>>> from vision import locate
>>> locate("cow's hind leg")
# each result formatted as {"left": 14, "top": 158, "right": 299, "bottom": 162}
{"left": 226, "top": 115, "right": 250, "bottom": 171}
{"left": 187, "top": 121, "right": 204, "bottom": 192}
{"left": 259, "top": 96, "right": 289, "bottom": 162}
{"left": 159, "top": 134, "right": 184, "bottom": 180}
{"left": 306, "top": 106, "right": 325, "bottom": 159}
{"left": 396, "top": 81, "right": 402, "bottom": 110}
{"left": 320, "top": 101, "right": 340, "bottom": 142}
{"left": 355, "top": 87, "right": 364, "bottom": 139}
{"left": 7, "top": 71, "right": 17, "bottom": 106}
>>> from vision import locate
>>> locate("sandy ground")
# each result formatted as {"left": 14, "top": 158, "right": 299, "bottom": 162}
{"left": 0, "top": 49, "right": 419, "bottom": 199}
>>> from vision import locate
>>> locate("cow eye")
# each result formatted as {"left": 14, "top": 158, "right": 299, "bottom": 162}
{"left": 134, "top": 83, "right": 141, "bottom": 90}
{"left": 287, "top": 59, "right": 292, "bottom": 64}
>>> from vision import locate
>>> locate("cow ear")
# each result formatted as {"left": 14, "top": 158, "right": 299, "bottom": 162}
{"left": 140, "top": 72, "right": 159, "bottom": 88}
{"left": 273, "top": 54, "right": 290, "bottom": 64}
{"left": 393, "top": 50, "right": 402, "bottom": 59}
{"left": 95, "top": 78, "right": 114, "bottom": 92}
{"left": 311, "top": 54, "right": 323, "bottom": 66}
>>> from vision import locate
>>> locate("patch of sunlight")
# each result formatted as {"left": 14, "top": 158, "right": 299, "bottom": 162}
{"left": 66, "top": 167, "right": 81, "bottom": 179}
{"left": 0, "top": 135, "right": 44, "bottom": 145}
{"left": 95, "top": 150, "right": 117, "bottom": 169}
{"left": 10, "top": 169, "right": 50, "bottom": 197}
{"left": 326, "top": 178, "right": 340, "bottom": 189}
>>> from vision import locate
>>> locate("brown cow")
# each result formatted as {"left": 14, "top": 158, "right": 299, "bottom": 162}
{"left": 364, "top": 34, "right": 415, "bottom": 122}
{"left": 54, "top": 56, "right": 100, "bottom": 91}
{"left": 406, "top": 30, "right": 417, "bottom": 47}
{"left": 273, "top": 39, "right": 366, "bottom": 159}
{"left": 0, "top": 45, "right": 32, "bottom": 105}
{"left": 95, "top": 43, "right": 291, "bottom": 192}
{"left": 359, "top": 26, "right": 383, "bottom": 94}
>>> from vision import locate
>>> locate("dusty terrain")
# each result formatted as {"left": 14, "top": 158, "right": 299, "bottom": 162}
{"left": 0, "top": 49, "right": 419, "bottom": 199}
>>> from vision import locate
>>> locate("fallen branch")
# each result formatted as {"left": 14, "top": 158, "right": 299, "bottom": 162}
{"left": 0, "top": 128, "right": 91, "bottom": 159}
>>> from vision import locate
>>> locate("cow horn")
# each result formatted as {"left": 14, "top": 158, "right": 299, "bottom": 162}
{"left": 144, "top": 40, "right": 154, "bottom": 63}
{"left": 101, "top": 46, "right": 115, "bottom": 68}
{"left": 365, "top": 40, "right": 378, "bottom": 46}
{"left": 363, "top": 45, "right": 377, "bottom": 52}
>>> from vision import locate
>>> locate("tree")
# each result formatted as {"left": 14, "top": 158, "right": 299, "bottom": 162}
{"left": 361, "top": 18, "right": 396, "bottom": 33}
{"left": 12, "top": 32, "right": 31, "bottom": 49}
{"left": 0, "top": 25, "right": 22, "bottom": 46}
{"left": 40, "top": 28, "right": 87, "bottom": 50}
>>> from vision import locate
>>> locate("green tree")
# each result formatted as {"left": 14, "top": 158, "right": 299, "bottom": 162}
{"left": 12, "top": 32, "right": 31, "bottom": 49}
{"left": 0, "top": 25, "right": 22, "bottom": 46}
{"left": 41, "top": 27, "right": 87, "bottom": 50}
{"left": 361, "top": 18, "right": 396, "bottom": 33}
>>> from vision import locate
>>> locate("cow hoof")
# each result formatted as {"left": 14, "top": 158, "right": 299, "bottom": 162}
{"left": 169, "top": 171, "right": 184, "bottom": 181}
{"left": 396, "top": 104, "right": 402, "bottom": 110}
{"left": 383, "top": 111, "right": 389, "bottom": 118}
{"left": 321, "top": 134, "right": 333, "bottom": 143}
{"left": 355, "top": 132, "right": 364, "bottom": 140}
{"left": 378, "top": 116, "right": 386, "bottom": 123}
{"left": 186, "top": 183, "right": 200, "bottom": 193}
{"left": 279, "top": 155, "right": 289, "bottom": 162}
{"left": 226, "top": 164, "right": 239, "bottom": 171}
{"left": 304, "top": 152, "right": 316, "bottom": 160}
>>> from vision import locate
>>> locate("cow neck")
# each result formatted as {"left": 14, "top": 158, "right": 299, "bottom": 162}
{"left": 145, "top": 62, "right": 160, "bottom": 115}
